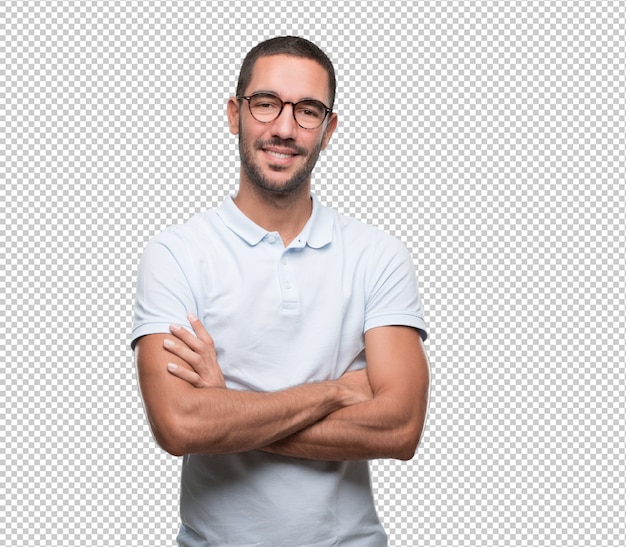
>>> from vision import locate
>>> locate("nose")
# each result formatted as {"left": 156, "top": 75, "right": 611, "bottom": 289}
{"left": 271, "top": 102, "right": 299, "bottom": 140}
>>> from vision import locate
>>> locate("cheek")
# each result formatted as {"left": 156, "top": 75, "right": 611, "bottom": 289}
{"left": 303, "top": 132, "right": 325, "bottom": 151}
{"left": 238, "top": 124, "right": 260, "bottom": 150}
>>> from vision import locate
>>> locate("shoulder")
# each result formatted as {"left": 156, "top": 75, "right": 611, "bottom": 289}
{"left": 144, "top": 209, "right": 220, "bottom": 256}
{"left": 331, "top": 208, "right": 410, "bottom": 258}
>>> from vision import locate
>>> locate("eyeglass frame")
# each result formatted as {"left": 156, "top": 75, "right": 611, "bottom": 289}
{"left": 237, "top": 92, "right": 333, "bottom": 130}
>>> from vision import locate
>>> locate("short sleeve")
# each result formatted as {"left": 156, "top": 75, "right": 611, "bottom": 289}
{"left": 363, "top": 234, "right": 427, "bottom": 341}
{"left": 130, "top": 233, "right": 196, "bottom": 349}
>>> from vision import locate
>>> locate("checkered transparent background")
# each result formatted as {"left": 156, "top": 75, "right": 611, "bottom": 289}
{"left": 2, "top": 1, "right": 624, "bottom": 545}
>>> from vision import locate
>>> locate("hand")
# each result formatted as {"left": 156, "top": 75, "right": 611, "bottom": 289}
{"left": 163, "top": 313, "right": 226, "bottom": 389}
{"left": 334, "top": 368, "right": 374, "bottom": 406}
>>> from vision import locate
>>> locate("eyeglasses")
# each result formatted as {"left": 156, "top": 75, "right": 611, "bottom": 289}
{"left": 238, "top": 93, "right": 332, "bottom": 130}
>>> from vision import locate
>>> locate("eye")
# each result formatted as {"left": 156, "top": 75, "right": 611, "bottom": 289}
{"left": 250, "top": 94, "right": 281, "bottom": 111}
{"left": 296, "top": 101, "right": 325, "bottom": 119}
{"left": 257, "top": 102, "right": 278, "bottom": 110}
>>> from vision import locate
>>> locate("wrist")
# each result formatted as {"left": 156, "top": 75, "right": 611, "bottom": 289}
{"left": 306, "top": 380, "right": 349, "bottom": 414}
{"left": 326, "top": 379, "right": 355, "bottom": 409}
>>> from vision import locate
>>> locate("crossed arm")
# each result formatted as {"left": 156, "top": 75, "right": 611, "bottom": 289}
{"left": 134, "top": 315, "right": 430, "bottom": 461}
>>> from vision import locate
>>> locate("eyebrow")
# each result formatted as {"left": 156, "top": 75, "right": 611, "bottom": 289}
{"left": 247, "top": 90, "right": 327, "bottom": 104}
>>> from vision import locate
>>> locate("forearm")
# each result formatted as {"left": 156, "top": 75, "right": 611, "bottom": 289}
{"left": 137, "top": 326, "right": 373, "bottom": 457}
{"left": 264, "top": 327, "right": 431, "bottom": 462}
{"left": 138, "top": 323, "right": 428, "bottom": 460}
{"left": 262, "top": 392, "right": 427, "bottom": 461}
{"left": 153, "top": 380, "right": 350, "bottom": 457}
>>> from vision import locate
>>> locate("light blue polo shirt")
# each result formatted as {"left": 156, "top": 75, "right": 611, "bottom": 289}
{"left": 131, "top": 194, "right": 427, "bottom": 546}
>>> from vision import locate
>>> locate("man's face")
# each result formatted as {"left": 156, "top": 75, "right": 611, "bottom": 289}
{"left": 228, "top": 54, "right": 337, "bottom": 196}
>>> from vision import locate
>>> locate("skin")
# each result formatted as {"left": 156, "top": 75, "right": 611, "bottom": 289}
{"left": 134, "top": 53, "right": 431, "bottom": 461}
{"left": 226, "top": 54, "right": 338, "bottom": 245}
{"left": 136, "top": 315, "right": 375, "bottom": 457}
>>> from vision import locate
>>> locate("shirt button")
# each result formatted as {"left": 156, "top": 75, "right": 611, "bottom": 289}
{"left": 268, "top": 235, "right": 276, "bottom": 243}
{"left": 284, "top": 281, "right": 291, "bottom": 290}
{"left": 281, "top": 257, "right": 287, "bottom": 266}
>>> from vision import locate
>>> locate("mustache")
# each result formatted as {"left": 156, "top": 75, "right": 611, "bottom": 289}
{"left": 255, "top": 138, "right": 307, "bottom": 156}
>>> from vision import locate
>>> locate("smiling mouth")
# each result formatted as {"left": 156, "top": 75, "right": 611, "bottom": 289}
{"left": 265, "top": 150, "right": 296, "bottom": 160}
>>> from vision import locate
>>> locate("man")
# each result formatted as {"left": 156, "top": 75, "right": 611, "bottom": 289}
{"left": 132, "top": 36, "right": 430, "bottom": 547}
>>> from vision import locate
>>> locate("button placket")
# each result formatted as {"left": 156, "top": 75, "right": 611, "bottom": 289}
{"left": 278, "top": 249, "right": 298, "bottom": 309}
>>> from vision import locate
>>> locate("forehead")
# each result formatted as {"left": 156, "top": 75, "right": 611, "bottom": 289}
{"left": 246, "top": 54, "right": 330, "bottom": 103}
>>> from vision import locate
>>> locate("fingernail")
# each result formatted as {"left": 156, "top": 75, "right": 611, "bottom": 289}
{"left": 167, "top": 363, "right": 178, "bottom": 371}
{"left": 163, "top": 338, "right": 174, "bottom": 347}
{"left": 188, "top": 312, "right": 198, "bottom": 322}
{"left": 170, "top": 324, "right": 180, "bottom": 331}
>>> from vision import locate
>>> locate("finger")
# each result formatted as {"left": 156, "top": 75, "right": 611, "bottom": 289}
{"left": 169, "top": 323, "right": 205, "bottom": 352}
{"left": 163, "top": 337, "right": 203, "bottom": 369}
{"left": 167, "top": 362, "right": 204, "bottom": 388}
{"left": 187, "top": 313, "right": 215, "bottom": 346}
{"left": 169, "top": 320, "right": 215, "bottom": 353}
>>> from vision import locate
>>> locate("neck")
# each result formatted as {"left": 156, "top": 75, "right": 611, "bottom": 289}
{"left": 233, "top": 180, "right": 313, "bottom": 246}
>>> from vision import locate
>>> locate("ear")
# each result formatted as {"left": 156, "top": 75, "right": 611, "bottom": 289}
{"left": 227, "top": 97, "right": 241, "bottom": 135}
{"left": 320, "top": 112, "right": 338, "bottom": 150}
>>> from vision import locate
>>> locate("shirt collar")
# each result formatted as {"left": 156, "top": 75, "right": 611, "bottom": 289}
{"left": 216, "top": 193, "right": 334, "bottom": 249}
{"left": 299, "top": 194, "right": 334, "bottom": 249}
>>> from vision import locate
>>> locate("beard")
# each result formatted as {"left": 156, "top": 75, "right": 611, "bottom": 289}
{"left": 238, "top": 127, "right": 323, "bottom": 196}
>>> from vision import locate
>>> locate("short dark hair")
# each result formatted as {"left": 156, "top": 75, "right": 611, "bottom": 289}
{"left": 236, "top": 36, "right": 337, "bottom": 108}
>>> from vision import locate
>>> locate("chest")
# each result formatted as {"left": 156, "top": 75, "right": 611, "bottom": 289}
{"left": 191, "top": 240, "right": 369, "bottom": 391}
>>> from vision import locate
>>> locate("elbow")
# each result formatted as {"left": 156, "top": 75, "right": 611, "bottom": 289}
{"left": 149, "top": 417, "right": 189, "bottom": 457}
{"left": 395, "top": 451, "right": 416, "bottom": 462}
{"left": 157, "top": 435, "right": 189, "bottom": 458}
{"left": 391, "top": 432, "right": 420, "bottom": 461}
{"left": 166, "top": 445, "right": 189, "bottom": 458}
{"left": 147, "top": 404, "right": 227, "bottom": 457}
{"left": 393, "top": 384, "right": 430, "bottom": 460}
{"left": 387, "top": 417, "right": 426, "bottom": 461}
{"left": 147, "top": 409, "right": 199, "bottom": 457}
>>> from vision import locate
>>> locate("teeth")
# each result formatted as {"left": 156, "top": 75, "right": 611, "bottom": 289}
{"left": 267, "top": 151, "right": 293, "bottom": 159}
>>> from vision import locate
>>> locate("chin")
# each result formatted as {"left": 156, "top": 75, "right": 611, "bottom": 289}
{"left": 249, "top": 169, "right": 311, "bottom": 196}
{"left": 259, "top": 180, "right": 308, "bottom": 196}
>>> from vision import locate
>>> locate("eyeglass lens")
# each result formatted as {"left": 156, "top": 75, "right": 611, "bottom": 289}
{"left": 248, "top": 94, "right": 327, "bottom": 129}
